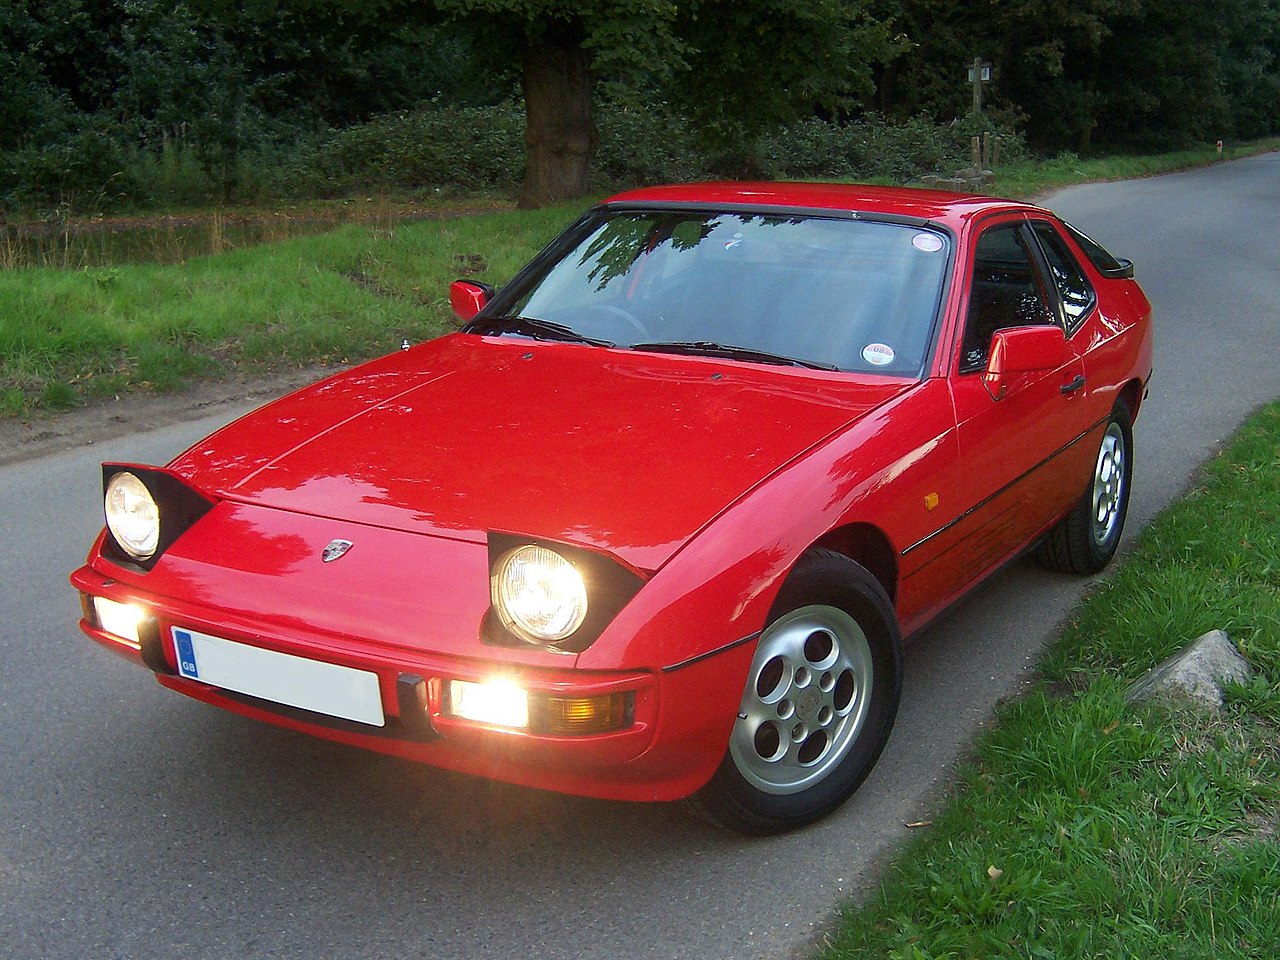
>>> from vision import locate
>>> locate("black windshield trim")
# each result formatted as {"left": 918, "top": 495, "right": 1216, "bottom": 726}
{"left": 630, "top": 341, "right": 840, "bottom": 371}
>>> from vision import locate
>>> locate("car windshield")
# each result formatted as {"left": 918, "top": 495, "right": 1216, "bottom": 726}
{"left": 493, "top": 209, "right": 952, "bottom": 375}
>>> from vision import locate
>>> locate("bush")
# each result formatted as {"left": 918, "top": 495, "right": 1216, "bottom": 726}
{"left": 305, "top": 100, "right": 526, "bottom": 194}
{"left": 0, "top": 94, "right": 1036, "bottom": 214}
{"left": 295, "top": 101, "right": 1030, "bottom": 195}
{"left": 760, "top": 113, "right": 1028, "bottom": 183}
{"left": 2, "top": 117, "right": 139, "bottom": 210}
{"left": 593, "top": 99, "right": 708, "bottom": 186}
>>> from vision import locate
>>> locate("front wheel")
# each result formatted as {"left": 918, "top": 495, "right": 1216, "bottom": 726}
{"left": 688, "top": 550, "right": 901, "bottom": 835}
{"left": 1037, "top": 403, "right": 1133, "bottom": 575}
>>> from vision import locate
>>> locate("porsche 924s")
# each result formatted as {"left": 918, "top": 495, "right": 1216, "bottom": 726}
{"left": 72, "top": 183, "right": 1153, "bottom": 833}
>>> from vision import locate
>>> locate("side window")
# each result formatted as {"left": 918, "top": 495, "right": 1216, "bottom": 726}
{"left": 961, "top": 223, "right": 1054, "bottom": 372}
{"left": 1032, "top": 221, "right": 1096, "bottom": 332}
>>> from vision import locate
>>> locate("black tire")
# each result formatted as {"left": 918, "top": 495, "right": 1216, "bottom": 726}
{"left": 687, "top": 549, "right": 902, "bottom": 835}
{"left": 1037, "top": 403, "right": 1133, "bottom": 575}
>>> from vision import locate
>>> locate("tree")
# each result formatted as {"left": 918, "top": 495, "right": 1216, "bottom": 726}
{"left": 429, "top": 0, "right": 897, "bottom": 206}
{"left": 423, "top": 2, "right": 683, "bottom": 208}
{"left": 670, "top": 0, "right": 898, "bottom": 172}
{"left": 880, "top": 0, "right": 1280, "bottom": 152}
{"left": 198, "top": 1, "right": 897, "bottom": 207}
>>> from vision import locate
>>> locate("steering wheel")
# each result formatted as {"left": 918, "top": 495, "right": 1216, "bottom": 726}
{"left": 580, "top": 304, "right": 650, "bottom": 339}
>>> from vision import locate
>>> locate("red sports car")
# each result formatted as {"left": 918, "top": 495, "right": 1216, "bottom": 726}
{"left": 72, "top": 183, "right": 1152, "bottom": 833}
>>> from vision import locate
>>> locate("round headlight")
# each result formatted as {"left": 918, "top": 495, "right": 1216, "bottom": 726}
{"left": 105, "top": 471, "right": 160, "bottom": 560}
{"left": 492, "top": 544, "right": 588, "bottom": 643}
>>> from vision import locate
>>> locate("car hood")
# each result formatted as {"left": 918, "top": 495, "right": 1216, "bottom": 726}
{"left": 170, "top": 335, "right": 911, "bottom": 571}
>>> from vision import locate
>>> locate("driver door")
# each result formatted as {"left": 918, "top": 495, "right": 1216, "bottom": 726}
{"left": 946, "top": 217, "right": 1089, "bottom": 585}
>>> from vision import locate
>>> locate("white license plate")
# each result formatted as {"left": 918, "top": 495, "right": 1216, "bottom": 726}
{"left": 172, "top": 627, "right": 385, "bottom": 727}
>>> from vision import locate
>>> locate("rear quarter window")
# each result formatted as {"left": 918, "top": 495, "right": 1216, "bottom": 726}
{"left": 1032, "top": 222, "right": 1096, "bottom": 332}
{"left": 1062, "top": 221, "right": 1131, "bottom": 277}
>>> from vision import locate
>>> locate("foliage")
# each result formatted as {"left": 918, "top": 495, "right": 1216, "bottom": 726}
{"left": 882, "top": 0, "right": 1280, "bottom": 151}
{"left": 668, "top": 0, "right": 900, "bottom": 167}
{"left": 298, "top": 102, "right": 1027, "bottom": 193}
{"left": 760, "top": 114, "right": 1027, "bottom": 182}
{"left": 0, "top": 0, "right": 1277, "bottom": 212}
{"left": 591, "top": 96, "right": 707, "bottom": 186}
{"left": 0, "top": 1, "right": 488, "bottom": 209}
{"left": 307, "top": 101, "right": 528, "bottom": 194}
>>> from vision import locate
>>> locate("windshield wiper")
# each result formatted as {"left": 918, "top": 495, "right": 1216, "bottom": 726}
{"left": 465, "top": 315, "right": 615, "bottom": 348}
{"left": 630, "top": 340, "right": 839, "bottom": 371}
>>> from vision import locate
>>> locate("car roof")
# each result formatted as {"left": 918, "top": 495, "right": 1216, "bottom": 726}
{"left": 602, "top": 182, "right": 1041, "bottom": 230}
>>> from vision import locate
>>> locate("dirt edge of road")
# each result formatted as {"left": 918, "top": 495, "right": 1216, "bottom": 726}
{"left": 0, "top": 366, "right": 336, "bottom": 468}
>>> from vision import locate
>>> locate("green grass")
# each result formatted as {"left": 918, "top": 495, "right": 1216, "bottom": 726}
{"left": 820, "top": 402, "right": 1280, "bottom": 960}
{"left": 0, "top": 203, "right": 580, "bottom": 413}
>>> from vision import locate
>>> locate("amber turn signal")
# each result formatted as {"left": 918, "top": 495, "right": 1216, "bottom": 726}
{"left": 531, "top": 692, "right": 633, "bottom": 736}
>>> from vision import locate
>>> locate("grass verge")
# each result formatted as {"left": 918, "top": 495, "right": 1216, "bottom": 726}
{"left": 0, "top": 202, "right": 581, "bottom": 415}
{"left": 820, "top": 401, "right": 1280, "bottom": 959}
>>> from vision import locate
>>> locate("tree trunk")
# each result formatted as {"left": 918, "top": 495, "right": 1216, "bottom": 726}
{"left": 518, "top": 20, "right": 596, "bottom": 209}
{"left": 1078, "top": 63, "right": 1099, "bottom": 154}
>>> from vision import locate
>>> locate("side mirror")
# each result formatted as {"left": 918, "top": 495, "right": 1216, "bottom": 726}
{"left": 450, "top": 280, "right": 495, "bottom": 323}
{"left": 983, "top": 325, "right": 1067, "bottom": 400}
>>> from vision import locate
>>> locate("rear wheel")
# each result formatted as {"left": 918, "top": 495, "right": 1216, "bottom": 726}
{"left": 689, "top": 549, "right": 901, "bottom": 835}
{"left": 1037, "top": 403, "right": 1133, "bottom": 575}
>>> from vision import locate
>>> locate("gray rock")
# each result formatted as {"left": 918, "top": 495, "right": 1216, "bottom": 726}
{"left": 1126, "top": 629, "right": 1253, "bottom": 707}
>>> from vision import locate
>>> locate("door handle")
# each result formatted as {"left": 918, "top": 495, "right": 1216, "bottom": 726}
{"left": 1060, "top": 374, "right": 1086, "bottom": 395}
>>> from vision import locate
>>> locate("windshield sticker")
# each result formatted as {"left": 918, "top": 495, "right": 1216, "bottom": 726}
{"left": 724, "top": 233, "right": 744, "bottom": 251}
{"left": 912, "top": 233, "right": 945, "bottom": 253}
{"left": 862, "top": 343, "right": 896, "bottom": 366}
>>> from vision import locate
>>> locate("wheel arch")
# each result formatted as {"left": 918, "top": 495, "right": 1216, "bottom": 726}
{"left": 1118, "top": 377, "right": 1144, "bottom": 420}
{"left": 812, "top": 522, "right": 899, "bottom": 605}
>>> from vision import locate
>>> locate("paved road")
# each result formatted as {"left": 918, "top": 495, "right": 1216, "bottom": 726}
{"left": 2, "top": 154, "right": 1277, "bottom": 960}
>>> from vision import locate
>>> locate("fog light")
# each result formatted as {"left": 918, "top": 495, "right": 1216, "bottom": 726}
{"left": 93, "top": 597, "right": 147, "bottom": 645}
{"left": 448, "top": 678, "right": 529, "bottom": 729}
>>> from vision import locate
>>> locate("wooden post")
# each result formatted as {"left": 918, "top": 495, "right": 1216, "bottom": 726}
{"left": 972, "top": 57, "right": 984, "bottom": 114}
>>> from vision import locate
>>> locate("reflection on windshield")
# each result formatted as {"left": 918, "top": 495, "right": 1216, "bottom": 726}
{"left": 504, "top": 210, "right": 951, "bottom": 375}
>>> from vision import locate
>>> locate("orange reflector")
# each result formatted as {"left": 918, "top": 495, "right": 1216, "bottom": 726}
{"left": 531, "top": 692, "right": 633, "bottom": 736}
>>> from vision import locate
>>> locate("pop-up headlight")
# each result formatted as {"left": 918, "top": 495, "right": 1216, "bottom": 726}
{"left": 104, "top": 472, "right": 161, "bottom": 560}
{"left": 491, "top": 544, "right": 589, "bottom": 643}
{"left": 100, "top": 464, "right": 215, "bottom": 570}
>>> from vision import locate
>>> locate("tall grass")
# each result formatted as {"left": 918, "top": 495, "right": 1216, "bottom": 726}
{"left": 0, "top": 203, "right": 579, "bottom": 415}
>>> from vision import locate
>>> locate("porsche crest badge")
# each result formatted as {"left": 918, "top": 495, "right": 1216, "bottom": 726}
{"left": 321, "top": 539, "right": 353, "bottom": 563}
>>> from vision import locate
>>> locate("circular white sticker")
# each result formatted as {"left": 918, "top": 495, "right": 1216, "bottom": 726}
{"left": 862, "top": 343, "right": 896, "bottom": 366}
{"left": 912, "top": 233, "right": 945, "bottom": 253}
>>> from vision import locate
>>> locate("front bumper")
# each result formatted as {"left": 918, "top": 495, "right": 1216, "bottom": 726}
{"left": 71, "top": 562, "right": 749, "bottom": 802}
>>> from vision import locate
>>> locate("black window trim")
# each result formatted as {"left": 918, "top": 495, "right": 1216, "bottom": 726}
{"left": 1060, "top": 220, "right": 1135, "bottom": 279}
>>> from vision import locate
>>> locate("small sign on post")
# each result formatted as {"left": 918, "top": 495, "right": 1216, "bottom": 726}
{"left": 968, "top": 57, "right": 993, "bottom": 114}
